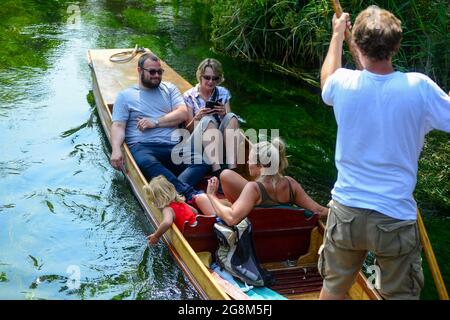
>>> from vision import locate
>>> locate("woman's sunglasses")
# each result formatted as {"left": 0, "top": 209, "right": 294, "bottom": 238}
{"left": 202, "top": 75, "right": 220, "bottom": 81}
{"left": 141, "top": 67, "right": 164, "bottom": 75}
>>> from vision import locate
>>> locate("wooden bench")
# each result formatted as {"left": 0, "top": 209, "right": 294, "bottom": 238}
{"left": 182, "top": 206, "right": 319, "bottom": 263}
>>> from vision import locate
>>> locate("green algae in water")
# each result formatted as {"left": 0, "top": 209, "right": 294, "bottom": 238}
{"left": 0, "top": 0, "right": 82, "bottom": 69}
{"left": 45, "top": 200, "right": 55, "bottom": 214}
{"left": 122, "top": 8, "right": 158, "bottom": 34}
{"left": 28, "top": 255, "right": 43, "bottom": 270}
{"left": 0, "top": 272, "right": 8, "bottom": 282}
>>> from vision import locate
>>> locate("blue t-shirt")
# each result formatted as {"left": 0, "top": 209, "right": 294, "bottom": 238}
{"left": 112, "top": 82, "right": 185, "bottom": 146}
{"left": 322, "top": 68, "right": 450, "bottom": 220}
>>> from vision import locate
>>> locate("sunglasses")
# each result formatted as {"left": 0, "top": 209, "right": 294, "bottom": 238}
{"left": 141, "top": 67, "right": 164, "bottom": 75}
{"left": 202, "top": 75, "right": 220, "bottom": 81}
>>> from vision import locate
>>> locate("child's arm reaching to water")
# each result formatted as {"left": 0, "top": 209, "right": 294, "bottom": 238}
{"left": 147, "top": 207, "right": 175, "bottom": 245}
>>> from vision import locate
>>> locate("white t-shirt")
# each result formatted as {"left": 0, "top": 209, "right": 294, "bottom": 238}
{"left": 322, "top": 68, "right": 450, "bottom": 220}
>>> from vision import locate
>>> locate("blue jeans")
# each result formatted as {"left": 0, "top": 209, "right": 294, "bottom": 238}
{"left": 129, "top": 142, "right": 210, "bottom": 200}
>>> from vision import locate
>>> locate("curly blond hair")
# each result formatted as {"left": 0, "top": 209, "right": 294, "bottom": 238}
{"left": 143, "top": 175, "right": 185, "bottom": 209}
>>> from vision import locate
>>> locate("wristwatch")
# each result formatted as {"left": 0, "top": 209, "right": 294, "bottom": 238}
{"left": 154, "top": 119, "right": 160, "bottom": 128}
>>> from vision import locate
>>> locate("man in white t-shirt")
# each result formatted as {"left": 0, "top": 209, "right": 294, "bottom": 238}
{"left": 318, "top": 6, "right": 450, "bottom": 300}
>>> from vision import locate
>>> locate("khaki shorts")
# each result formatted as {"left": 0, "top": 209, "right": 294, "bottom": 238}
{"left": 318, "top": 200, "right": 424, "bottom": 299}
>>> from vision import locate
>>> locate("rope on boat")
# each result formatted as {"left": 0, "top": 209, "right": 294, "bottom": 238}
{"left": 109, "top": 45, "right": 147, "bottom": 63}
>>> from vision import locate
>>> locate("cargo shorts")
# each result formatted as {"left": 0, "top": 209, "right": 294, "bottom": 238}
{"left": 318, "top": 200, "right": 424, "bottom": 299}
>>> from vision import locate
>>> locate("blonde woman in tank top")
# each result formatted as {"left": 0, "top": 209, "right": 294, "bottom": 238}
{"left": 206, "top": 137, "right": 328, "bottom": 226}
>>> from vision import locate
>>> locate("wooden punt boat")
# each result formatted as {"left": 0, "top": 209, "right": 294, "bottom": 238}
{"left": 87, "top": 48, "right": 381, "bottom": 300}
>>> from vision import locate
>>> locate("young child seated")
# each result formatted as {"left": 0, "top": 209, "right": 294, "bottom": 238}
{"left": 144, "top": 175, "right": 215, "bottom": 245}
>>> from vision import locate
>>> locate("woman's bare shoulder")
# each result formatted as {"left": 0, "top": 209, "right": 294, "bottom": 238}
{"left": 284, "top": 175, "right": 300, "bottom": 185}
{"left": 283, "top": 176, "right": 302, "bottom": 192}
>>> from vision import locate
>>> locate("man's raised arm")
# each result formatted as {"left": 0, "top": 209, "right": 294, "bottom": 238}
{"left": 321, "top": 13, "right": 350, "bottom": 89}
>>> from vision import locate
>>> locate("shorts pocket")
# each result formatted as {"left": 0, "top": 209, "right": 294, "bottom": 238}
{"left": 376, "top": 220, "right": 418, "bottom": 257}
{"left": 328, "top": 210, "right": 356, "bottom": 250}
{"left": 317, "top": 244, "right": 326, "bottom": 279}
{"left": 410, "top": 262, "right": 424, "bottom": 297}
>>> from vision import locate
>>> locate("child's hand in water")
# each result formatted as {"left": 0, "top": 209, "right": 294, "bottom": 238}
{"left": 207, "top": 177, "right": 219, "bottom": 195}
{"left": 147, "top": 233, "right": 159, "bottom": 245}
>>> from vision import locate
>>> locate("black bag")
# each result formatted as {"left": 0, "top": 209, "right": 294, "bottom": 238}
{"left": 214, "top": 218, "right": 274, "bottom": 287}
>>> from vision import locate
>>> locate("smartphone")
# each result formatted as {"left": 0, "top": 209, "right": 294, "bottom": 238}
{"left": 205, "top": 101, "right": 216, "bottom": 109}
{"left": 205, "top": 99, "right": 223, "bottom": 109}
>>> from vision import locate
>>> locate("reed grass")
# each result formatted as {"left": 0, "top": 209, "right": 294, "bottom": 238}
{"left": 210, "top": 0, "right": 449, "bottom": 88}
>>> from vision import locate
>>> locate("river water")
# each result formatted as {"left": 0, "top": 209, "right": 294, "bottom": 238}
{"left": 0, "top": 0, "right": 447, "bottom": 300}
{"left": 0, "top": 0, "right": 208, "bottom": 300}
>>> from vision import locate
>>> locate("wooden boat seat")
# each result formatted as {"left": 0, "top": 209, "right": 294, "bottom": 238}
{"left": 183, "top": 206, "right": 319, "bottom": 263}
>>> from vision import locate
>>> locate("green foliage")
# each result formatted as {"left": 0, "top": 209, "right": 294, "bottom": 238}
{"left": 0, "top": 0, "right": 66, "bottom": 26}
{"left": 419, "top": 214, "right": 450, "bottom": 299}
{"left": 211, "top": 0, "right": 449, "bottom": 88}
{"left": 122, "top": 8, "right": 158, "bottom": 34}
{"left": 0, "top": 0, "right": 83, "bottom": 69}
{"left": 188, "top": 0, "right": 215, "bottom": 39}
{"left": 211, "top": 0, "right": 330, "bottom": 76}
{"left": 416, "top": 131, "right": 450, "bottom": 215}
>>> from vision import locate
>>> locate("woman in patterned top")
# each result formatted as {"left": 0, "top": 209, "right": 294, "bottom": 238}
{"left": 183, "top": 58, "right": 240, "bottom": 175}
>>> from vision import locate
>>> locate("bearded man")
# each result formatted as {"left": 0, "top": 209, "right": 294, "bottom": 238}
{"left": 110, "top": 53, "right": 209, "bottom": 200}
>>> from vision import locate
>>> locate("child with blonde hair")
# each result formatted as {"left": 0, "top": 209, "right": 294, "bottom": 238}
{"left": 144, "top": 175, "right": 216, "bottom": 245}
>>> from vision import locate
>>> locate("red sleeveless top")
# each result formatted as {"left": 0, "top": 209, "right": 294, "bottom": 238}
{"left": 168, "top": 201, "right": 197, "bottom": 231}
